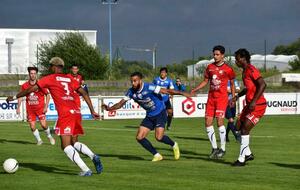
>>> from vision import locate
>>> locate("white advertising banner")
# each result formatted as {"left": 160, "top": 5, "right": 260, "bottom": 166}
{"left": 238, "top": 93, "right": 300, "bottom": 115}
{"left": 0, "top": 98, "right": 23, "bottom": 121}
{"left": 102, "top": 97, "right": 146, "bottom": 119}
{"left": 172, "top": 95, "right": 208, "bottom": 118}
{"left": 46, "top": 96, "right": 99, "bottom": 120}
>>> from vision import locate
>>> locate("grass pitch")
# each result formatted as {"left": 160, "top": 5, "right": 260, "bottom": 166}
{"left": 0, "top": 116, "right": 299, "bottom": 190}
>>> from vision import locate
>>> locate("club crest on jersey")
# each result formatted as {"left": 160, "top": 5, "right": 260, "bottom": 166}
{"left": 133, "top": 94, "right": 137, "bottom": 98}
{"left": 137, "top": 94, "right": 143, "bottom": 99}
{"left": 64, "top": 127, "right": 71, "bottom": 134}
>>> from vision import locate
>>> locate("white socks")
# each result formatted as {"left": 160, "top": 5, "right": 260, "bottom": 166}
{"left": 74, "top": 142, "right": 95, "bottom": 160}
{"left": 64, "top": 145, "right": 90, "bottom": 172}
{"left": 238, "top": 135, "right": 251, "bottom": 162}
{"left": 206, "top": 126, "right": 217, "bottom": 149}
{"left": 218, "top": 125, "right": 226, "bottom": 151}
{"left": 33, "top": 129, "right": 42, "bottom": 142}
{"left": 44, "top": 127, "right": 52, "bottom": 138}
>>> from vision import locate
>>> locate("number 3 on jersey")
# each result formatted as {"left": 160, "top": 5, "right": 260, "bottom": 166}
{"left": 61, "top": 82, "right": 70, "bottom": 95}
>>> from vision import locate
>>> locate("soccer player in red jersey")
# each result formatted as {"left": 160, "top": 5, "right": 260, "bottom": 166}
{"left": 191, "top": 45, "right": 236, "bottom": 159}
{"left": 16, "top": 67, "right": 55, "bottom": 145}
{"left": 7, "top": 57, "right": 102, "bottom": 176}
{"left": 231, "top": 48, "right": 267, "bottom": 166}
{"left": 66, "top": 65, "right": 85, "bottom": 108}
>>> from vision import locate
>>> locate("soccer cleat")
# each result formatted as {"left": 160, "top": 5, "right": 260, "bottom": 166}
{"left": 48, "top": 137, "right": 55, "bottom": 145}
{"left": 245, "top": 154, "right": 254, "bottom": 162}
{"left": 173, "top": 142, "right": 180, "bottom": 160}
{"left": 152, "top": 153, "right": 163, "bottom": 162}
{"left": 79, "top": 170, "right": 92, "bottom": 176}
{"left": 37, "top": 140, "right": 43, "bottom": 145}
{"left": 209, "top": 148, "right": 219, "bottom": 159}
{"left": 232, "top": 160, "right": 246, "bottom": 167}
{"left": 92, "top": 154, "right": 103, "bottom": 174}
{"left": 216, "top": 149, "right": 226, "bottom": 159}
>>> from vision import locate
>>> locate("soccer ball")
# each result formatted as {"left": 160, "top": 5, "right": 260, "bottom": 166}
{"left": 3, "top": 158, "right": 19, "bottom": 173}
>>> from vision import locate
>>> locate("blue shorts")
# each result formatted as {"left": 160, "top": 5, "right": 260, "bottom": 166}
{"left": 140, "top": 110, "right": 167, "bottom": 130}
{"left": 164, "top": 99, "right": 172, "bottom": 110}
{"left": 225, "top": 105, "right": 236, "bottom": 119}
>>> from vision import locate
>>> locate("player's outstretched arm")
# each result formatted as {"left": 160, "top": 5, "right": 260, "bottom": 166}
{"left": 43, "top": 93, "right": 50, "bottom": 114}
{"left": 77, "top": 87, "right": 100, "bottom": 119}
{"left": 102, "top": 99, "right": 127, "bottom": 111}
{"left": 232, "top": 88, "right": 247, "bottom": 103}
{"left": 7, "top": 85, "right": 39, "bottom": 103}
{"left": 160, "top": 88, "right": 192, "bottom": 98}
{"left": 191, "top": 78, "right": 209, "bottom": 94}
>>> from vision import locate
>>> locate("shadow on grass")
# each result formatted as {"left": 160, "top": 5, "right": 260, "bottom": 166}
{"left": 173, "top": 136, "right": 208, "bottom": 142}
{"left": 0, "top": 138, "right": 36, "bottom": 145}
{"left": 100, "top": 153, "right": 145, "bottom": 161}
{"left": 20, "top": 163, "right": 75, "bottom": 175}
{"left": 123, "top": 125, "right": 138, "bottom": 129}
{"left": 156, "top": 147, "right": 233, "bottom": 165}
{"left": 270, "top": 162, "right": 300, "bottom": 170}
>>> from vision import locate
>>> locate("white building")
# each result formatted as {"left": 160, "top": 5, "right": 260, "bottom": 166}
{"left": 0, "top": 28, "right": 97, "bottom": 74}
{"left": 187, "top": 54, "right": 299, "bottom": 78}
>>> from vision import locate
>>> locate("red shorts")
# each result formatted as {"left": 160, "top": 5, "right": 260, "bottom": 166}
{"left": 27, "top": 108, "right": 45, "bottom": 122}
{"left": 55, "top": 110, "right": 84, "bottom": 136}
{"left": 205, "top": 97, "right": 228, "bottom": 118}
{"left": 240, "top": 103, "right": 267, "bottom": 125}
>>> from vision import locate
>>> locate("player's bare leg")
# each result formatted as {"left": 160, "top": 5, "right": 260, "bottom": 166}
{"left": 61, "top": 135, "right": 92, "bottom": 176}
{"left": 155, "top": 127, "right": 179, "bottom": 160}
{"left": 40, "top": 119, "right": 55, "bottom": 145}
{"left": 232, "top": 119, "right": 255, "bottom": 166}
{"left": 216, "top": 117, "right": 226, "bottom": 158}
{"left": 136, "top": 126, "right": 161, "bottom": 161}
{"left": 205, "top": 116, "right": 218, "bottom": 159}
{"left": 72, "top": 135, "right": 103, "bottom": 174}
{"left": 29, "top": 121, "right": 42, "bottom": 145}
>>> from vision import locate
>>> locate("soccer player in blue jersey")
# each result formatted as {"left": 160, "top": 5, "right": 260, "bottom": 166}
{"left": 153, "top": 67, "right": 174, "bottom": 130}
{"left": 102, "top": 72, "right": 191, "bottom": 161}
{"left": 225, "top": 79, "right": 241, "bottom": 142}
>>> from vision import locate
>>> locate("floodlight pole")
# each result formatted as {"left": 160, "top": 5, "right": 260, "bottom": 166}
{"left": 5, "top": 38, "right": 14, "bottom": 74}
{"left": 102, "top": 0, "right": 118, "bottom": 78}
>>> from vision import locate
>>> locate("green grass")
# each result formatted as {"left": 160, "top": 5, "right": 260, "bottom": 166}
{"left": 0, "top": 116, "right": 299, "bottom": 190}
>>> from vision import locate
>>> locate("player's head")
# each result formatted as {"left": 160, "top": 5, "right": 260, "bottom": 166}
{"left": 175, "top": 77, "right": 181, "bottom": 85}
{"left": 49, "top": 57, "right": 64, "bottom": 73}
{"left": 213, "top": 45, "right": 225, "bottom": 63}
{"left": 160, "top": 67, "right": 168, "bottom": 79}
{"left": 234, "top": 48, "right": 251, "bottom": 68}
{"left": 70, "top": 64, "right": 79, "bottom": 75}
{"left": 130, "top": 72, "right": 143, "bottom": 90}
{"left": 27, "top": 66, "right": 38, "bottom": 81}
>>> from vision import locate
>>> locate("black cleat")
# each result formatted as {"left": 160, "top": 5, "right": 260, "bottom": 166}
{"left": 216, "top": 149, "right": 226, "bottom": 158}
{"left": 209, "top": 148, "right": 219, "bottom": 159}
{"left": 245, "top": 154, "right": 254, "bottom": 162}
{"left": 232, "top": 160, "right": 246, "bottom": 167}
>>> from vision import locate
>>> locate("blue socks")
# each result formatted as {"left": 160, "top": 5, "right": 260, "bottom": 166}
{"left": 137, "top": 138, "right": 157, "bottom": 155}
{"left": 157, "top": 135, "right": 175, "bottom": 146}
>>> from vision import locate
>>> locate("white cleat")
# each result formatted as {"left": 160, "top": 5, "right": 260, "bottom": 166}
{"left": 37, "top": 140, "right": 43, "bottom": 145}
{"left": 48, "top": 137, "right": 55, "bottom": 145}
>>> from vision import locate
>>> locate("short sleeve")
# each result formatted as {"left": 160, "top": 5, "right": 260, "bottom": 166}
{"left": 37, "top": 76, "right": 50, "bottom": 89}
{"left": 204, "top": 66, "right": 209, "bottom": 79}
{"left": 169, "top": 80, "right": 174, "bottom": 89}
{"left": 228, "top": 67, "right": 236, "bottom": 80}
{"left": 251, "top": 68, "right": 262, "bottom": 81}
{"left": 149, "top": 84, "right": 161, "bottom": 94}
{"left": 124, "top": 89, "right": 132, "bottom": 101}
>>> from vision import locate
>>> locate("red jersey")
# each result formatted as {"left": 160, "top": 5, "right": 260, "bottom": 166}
{"left": 66, "top": 73, "right": 84, "bottom": 87}
{"left": 204, "top": 62, "right": 235, "bottom": 98}
{"left": 37, "top": 74, "right": 80, "bottom": 116}
{"left": 243, "top": 64, "right": 266, "bottom": 104}
{"left": 22, "top": 81, "right": 48, "bottom": 111}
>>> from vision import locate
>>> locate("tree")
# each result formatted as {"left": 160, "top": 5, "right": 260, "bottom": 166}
{"left": 38, "top": 32, "right": 108, "bottom": 79}
{"left": 272, "top": 38, "right": 300, "bottom": 71}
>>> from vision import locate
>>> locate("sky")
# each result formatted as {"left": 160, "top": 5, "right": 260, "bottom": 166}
{"left": 1, "top": 0, "right": 300, "bottom": 66}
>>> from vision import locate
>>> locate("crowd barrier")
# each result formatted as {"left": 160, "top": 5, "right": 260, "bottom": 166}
{"left": 0, "top": 93, "right": 299, "bottom": 121}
